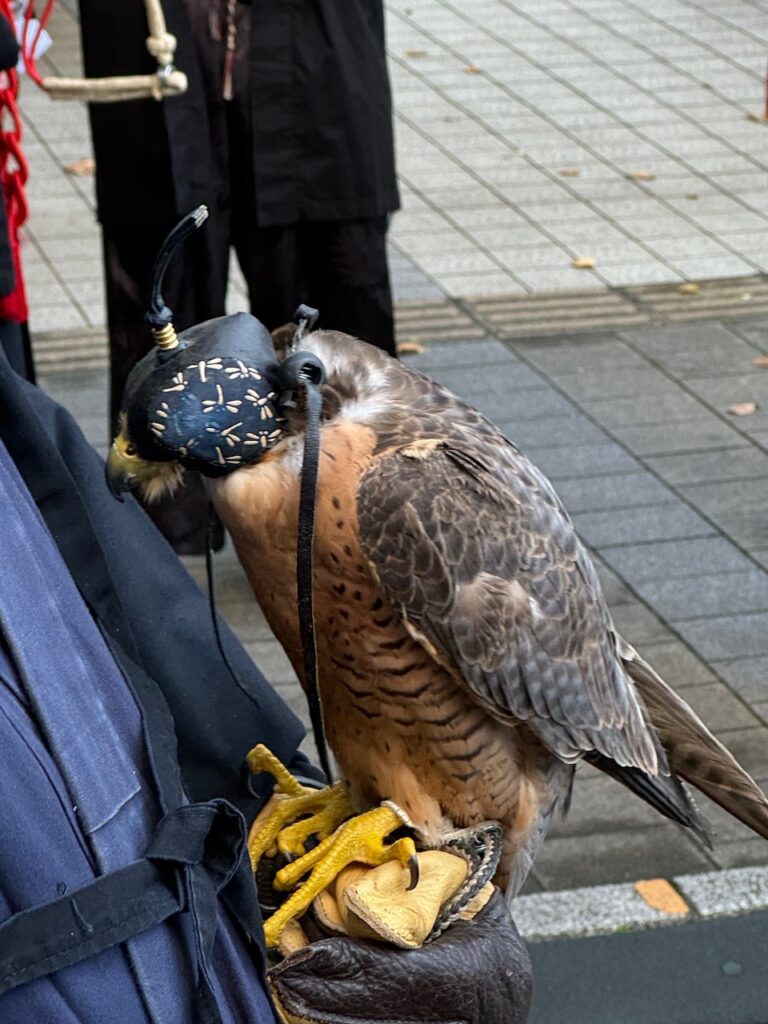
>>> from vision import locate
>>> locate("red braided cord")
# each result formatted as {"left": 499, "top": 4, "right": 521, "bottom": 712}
{"left": 21, "top": 0, "right": 55, "bottom": 86}
{"left": 0, "top": 0, "right": 31, "bottom": 321}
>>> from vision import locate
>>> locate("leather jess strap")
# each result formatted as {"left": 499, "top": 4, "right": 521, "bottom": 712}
{"left": 0, "top": 800, "right": 245, "bottom": 1009}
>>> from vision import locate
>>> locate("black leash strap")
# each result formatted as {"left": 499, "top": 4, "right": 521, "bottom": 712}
{"left": 205, "top": 506, "right": 261, "bottom": 709}
{"left": 279, "top": 338, "right": 333, "bottom": 784}
{"left": 296, "top": 379, "right": 333, "bottom": 783}
{"left": 0, "top": 800, "right": 245, "bottom": 1005}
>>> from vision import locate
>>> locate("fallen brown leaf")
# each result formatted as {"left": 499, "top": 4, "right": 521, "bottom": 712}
{"left": 747, "top": 112, "right": 768, "bottom": 123}
{"left": 678, "top": 282, "right": 700, "bottom": 295}
{"left": 464, "top": 65, "right": 482, "bottom": 74}
{"left": 752, "top": 355, "right": 768, "bottom": 368}
{"left": 727, "top": 401, "right": 758, "bottom": 416}
{"left": 63, "top": 157, "right": 95, "bottom": 177}
{"left": 558, "top": 167, "right": 581, "bottom": 177}
{"left": 634, "top": 879, "right": 689, "bottom": 916}
{"left": 572, "top": 257, "right": 596, "bottom": 269}
{"left": 404, "top": 49, "right": 427, "bottom": 58}
{"left": 626, "top": 170, "right": 656, "bottom": 181}
{"left": 685, "top": 193, "right": 699, "bottom": 201}
{"left": 397, "top": 341, "right": 427, "bottom": 356}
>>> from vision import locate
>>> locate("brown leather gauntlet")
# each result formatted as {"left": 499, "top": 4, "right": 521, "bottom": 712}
{"left": 269, "top": 891, "right": 532, "bottom": 1024}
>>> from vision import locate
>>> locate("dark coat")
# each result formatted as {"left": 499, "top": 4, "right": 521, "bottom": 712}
{"left": 80, "top": 0, "right": 399, "bottom": 229}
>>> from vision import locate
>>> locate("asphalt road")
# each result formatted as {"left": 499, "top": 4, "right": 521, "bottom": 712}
{"left": 529, "top": 912, "right": 768, "bottom": 1024}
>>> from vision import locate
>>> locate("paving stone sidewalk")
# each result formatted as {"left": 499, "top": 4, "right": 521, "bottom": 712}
{"left": 39, "top": 313, "right": 768, "bottom": 897}
{"left": 14, "top": 0, "right": 768, "bottom": 345}
{"left": 386, "top": 0, "right": 768, "bottom": 296}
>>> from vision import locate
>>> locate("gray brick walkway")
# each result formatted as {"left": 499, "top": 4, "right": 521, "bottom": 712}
{"left": 387, "top": 0, "right": 768, "bottom": 296}
{"left": 39, "top": 313, "right": 768, "bottom": 895}
{"left": 13, "top": 0, "right": 768, "bottom": 342}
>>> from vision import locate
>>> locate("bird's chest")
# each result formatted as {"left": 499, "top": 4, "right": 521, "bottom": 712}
{"left": 211, "top": 426, "right": 477, "bottom": 727}
{"left": 208, "top": 422, "right": 391, "bottom": 673}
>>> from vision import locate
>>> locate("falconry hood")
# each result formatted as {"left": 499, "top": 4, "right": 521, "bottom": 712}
{"left": 112, "top": 206, "right": 323, "bottom": 484}
{"left": 122, "top": 309, "right": 286, "bottom": 477}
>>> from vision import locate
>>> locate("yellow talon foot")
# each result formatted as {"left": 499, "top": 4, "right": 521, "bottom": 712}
{"left": 261, "top": 804, "right": 418, "bottom": 948}
{"left": 247, "top": 744, "right": 307, "bottom": 797}
{"left": 245, "top": 746, "right": 418, "bottom": 949}
{"left": 246, "top": 744, "right": 354, "bottom": 868}
{"left": 247, "top": 781, "right": 354, "bottom": 867}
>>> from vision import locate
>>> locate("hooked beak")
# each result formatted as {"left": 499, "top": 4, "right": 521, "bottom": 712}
{"left": 106, "top": 442, "right": 136, "bottom": 501}
{"left": 106, "top": 427, "right": 185, "bottom": 504}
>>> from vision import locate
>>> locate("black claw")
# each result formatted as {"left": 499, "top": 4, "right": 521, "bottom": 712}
{"left": 407, "top": 855, "right": 420, "bottom": 891}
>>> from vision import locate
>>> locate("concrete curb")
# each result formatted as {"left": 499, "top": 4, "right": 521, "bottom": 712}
{"left": 516, "top": 865, "right": 768, "bottom": 943}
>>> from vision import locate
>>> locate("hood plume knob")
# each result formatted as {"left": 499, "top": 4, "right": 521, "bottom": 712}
{"left": 146, "top": 205, "right": 210, "bottom": 352}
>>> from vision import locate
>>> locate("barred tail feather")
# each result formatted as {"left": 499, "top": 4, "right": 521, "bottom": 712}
{"left": 623, "top": 648, "right": 768, "bottom": 841}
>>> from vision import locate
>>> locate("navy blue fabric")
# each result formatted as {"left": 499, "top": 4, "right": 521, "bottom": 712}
{"left": 0, "top": 440, "right": 277, "bottom": 1022}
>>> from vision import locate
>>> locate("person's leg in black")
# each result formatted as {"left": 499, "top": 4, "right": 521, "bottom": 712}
{"left": 235, "top": 215, "right": 396, "bottom": 354}
{"left": 223, "top": 22, "right": 396, "bottom": 354}
{"left": 99, "top": 1, "right": 241, "bottom": 554}
{"left": 224, "top": 45, "right": 304, "bottom": 332}
{"left": 235, "top": 221, "right": 305, "bottom": 330}
{"left": 299, "top": 218, "right": 396, "bottom": 356}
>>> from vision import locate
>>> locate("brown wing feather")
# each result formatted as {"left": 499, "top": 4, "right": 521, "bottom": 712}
{"left": 358, "top": 437, "right": 662, "bottom": 776}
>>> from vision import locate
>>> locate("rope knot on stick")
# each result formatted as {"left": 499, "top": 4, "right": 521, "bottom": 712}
{"left": 146, "top": 31, "right": 177, "bottom": 68}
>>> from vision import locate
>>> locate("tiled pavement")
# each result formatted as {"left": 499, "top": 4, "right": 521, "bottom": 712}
{"left": 14, "top": 0, "right": 768, "bottom": 344}
{"left": 387, "top": 0, "right": 768, "bottom": 296}
{"left": 40, "top": 313, "right": 768, "bottom": 896}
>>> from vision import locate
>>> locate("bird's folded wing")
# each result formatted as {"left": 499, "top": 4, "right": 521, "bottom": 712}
{"left": 358, "top": 439, "right": 663, "bottom": 776}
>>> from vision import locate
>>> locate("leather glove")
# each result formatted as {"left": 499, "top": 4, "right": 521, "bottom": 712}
{"left": 245, "top": 747, "right": 532, "bottom": 1023}
{"left": 266, "top": 850, "right": 532, "bottom": 1024}
{"left": 308, "top": 852, "right": 491, "bottom": 948}
{"left": 268, "top": 889, "right": 532, "bottom": 1024}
